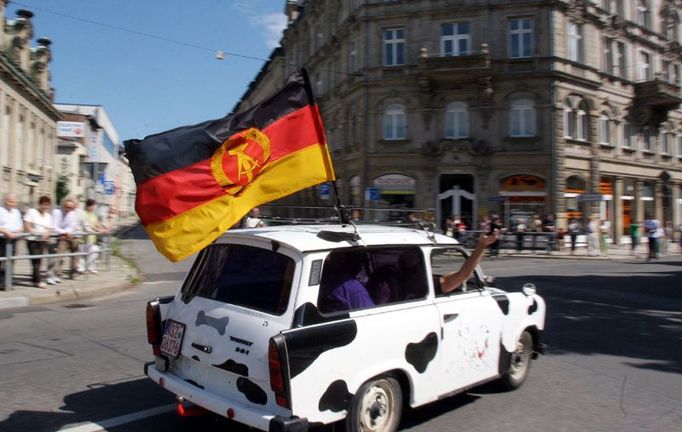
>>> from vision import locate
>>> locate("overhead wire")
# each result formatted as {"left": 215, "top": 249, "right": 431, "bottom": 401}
{"left": 9, "top": 0, "right": 361, "bottom": 77}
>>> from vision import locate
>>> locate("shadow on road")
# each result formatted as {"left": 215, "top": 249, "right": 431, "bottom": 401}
{"left": 496, "top": 260, "right": 682, "bottom": 375}
{"left": 0, "top": 377, "right": 173, "bottom": 432}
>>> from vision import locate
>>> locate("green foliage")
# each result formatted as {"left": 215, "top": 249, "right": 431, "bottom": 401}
{"left": 55, "top": 174, "right": 69, "bottom": 204}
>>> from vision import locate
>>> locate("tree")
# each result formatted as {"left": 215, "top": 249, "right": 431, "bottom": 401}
{"left": 55, "top": 174, "right": 69, "bottom": 204}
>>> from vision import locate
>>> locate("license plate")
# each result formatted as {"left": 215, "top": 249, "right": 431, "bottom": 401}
{"left": 160, "top": 320, "right": 186, "bottom": 359}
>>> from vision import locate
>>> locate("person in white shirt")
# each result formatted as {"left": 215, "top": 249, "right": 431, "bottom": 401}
{"left": 24, "top": 196, "right": 53, "bottom": 288}
{"left": 52, "top": 197, "right": 86, "bottom": 279}
{"left": 243, "top": 207, "right": 266, "bottom": 228}
{"left": 0, "top": 193, "right": 24, "bottom": 283}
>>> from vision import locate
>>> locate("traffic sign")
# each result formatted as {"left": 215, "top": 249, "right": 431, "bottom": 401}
{"left": 103, "top": 181, "right": 116, "bottom": 195}
{"left": 365, "top": 187, "right": 380, "bottom": 201}
{"left": 318, "top": 183, "right": 331, "bottom": 200}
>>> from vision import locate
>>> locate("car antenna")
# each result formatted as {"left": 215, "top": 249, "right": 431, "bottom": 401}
{"left": 332, "top": 181, "right": 360, "bottom": 240}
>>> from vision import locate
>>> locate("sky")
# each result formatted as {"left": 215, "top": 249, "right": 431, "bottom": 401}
{"left": 7, "top": 0, "right": 288, "bottom": 142}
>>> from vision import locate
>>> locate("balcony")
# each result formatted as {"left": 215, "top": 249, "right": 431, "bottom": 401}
{"left": 633, "top": 78, "right": 682, "bottom": 110}
{"left": 416, "top": 45, "right": 491, "bottom": 82}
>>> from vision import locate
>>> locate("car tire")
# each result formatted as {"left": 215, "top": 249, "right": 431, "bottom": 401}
{"left": 346, "top": 376, "right": 402, "bottom": 432}
{"left": 499, "top": 330, "right": 533, "bottom": 391}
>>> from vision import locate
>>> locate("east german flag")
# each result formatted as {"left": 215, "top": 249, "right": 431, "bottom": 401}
{"left": 124, "top": 69, "right": 335, "bottom": 262}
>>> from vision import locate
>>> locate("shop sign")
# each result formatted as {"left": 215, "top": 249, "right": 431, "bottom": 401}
{"left": 373, "top": 174, "right": 416, "bottom": 190}
{"left": 577, "top": 193, "right": 603, "bottom": 202}
{"left": 500, "top": 175, "right": 545, "bottom": 192}
{"left": 57, "top": 121, "right": 86, "bottom": 138}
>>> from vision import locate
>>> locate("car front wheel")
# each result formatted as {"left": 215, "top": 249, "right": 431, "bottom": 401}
{"left": 346, "top": 376, "right": 402, "bottom": 432}
{"left": 499, "top": 330, "right": 533, "bottom": 390}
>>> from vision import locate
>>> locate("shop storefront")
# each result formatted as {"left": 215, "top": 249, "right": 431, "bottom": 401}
{"left": 372, "top": 174, "right": 416, "bottom": 209}
{"left": 621, "top": 178, "right": 635, "bottom": 236}
{"left": 499, "top": 175, "right": 547, "bottom": 228}
{"left": 599, "top": 176, "right": 614, "bottom": 237}
{"left": 564, "top": 175, "right": 587, "bottom": 222}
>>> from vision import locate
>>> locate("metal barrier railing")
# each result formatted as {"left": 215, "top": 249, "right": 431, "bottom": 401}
{"left": 0, "top": 233, "right": 113, "bottom": 291}
{"left": 453, "top": 230, "right": 570, "bottom": 252}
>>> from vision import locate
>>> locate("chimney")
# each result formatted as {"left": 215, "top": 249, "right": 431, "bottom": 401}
{"left": 32, "top": 37, "right": 52, "bottom": 92}
{"left": 13, "top": 9, "right": 34, "bottom": 71}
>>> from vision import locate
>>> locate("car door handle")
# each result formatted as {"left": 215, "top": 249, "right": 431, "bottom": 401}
{"left": 443, "top": 313, "right": 459, "bottom": 323}
{"left": 191, "top": 342, "right": 213, "bottom": 354}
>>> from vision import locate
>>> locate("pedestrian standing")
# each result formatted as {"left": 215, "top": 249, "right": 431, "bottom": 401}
{"left": 515, "top": 217, "right": 526, "bottom": 252}
{"left": 568, "top": 218, "right": 581, "bottom": 255}
{"left": 599, "top": 219, "right": 610, "bottom": 256}
{"left": 587, "top": 216, "right": 600, "bottom": 256}
{"left": 0, "top": 193, "right": 24, "bottom": 284}
{"left": 23, "top": 196, "right": 53, "bottom": 288}
{"left": 644, "top": 214, "right": 662, "bottom": 261}
{"left": 488, "top": 216, "right": 503, "bottom": 257}
{"left": 52, "top": 197, "right": 85, "bottom": 279}
{"left": 243, "top": 207, "right": 266, "bottom": 228}
{"left": 80, "top": 199, "right": 108, "bottom": 273}
{"left": 629, "top": 221, "right": 640, "bottom": 255}
{"left": 543, "top": 214, "right": 556, "bottom": 252}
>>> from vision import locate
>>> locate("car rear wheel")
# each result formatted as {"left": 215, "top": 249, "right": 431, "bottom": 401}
{"left": 499, "top": 330, "right": 533, "bottom": 390}
{"left": 346, "top": 376, "right": 402, "bottom": 432}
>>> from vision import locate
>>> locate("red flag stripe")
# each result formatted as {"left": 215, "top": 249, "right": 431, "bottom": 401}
{"left": 136, "top": 105, "right": 326, "bottom": 225}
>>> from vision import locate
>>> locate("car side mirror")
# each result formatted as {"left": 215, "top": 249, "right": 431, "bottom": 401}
{"left": 522, "top": 283, "right": 536, "bottom": 295}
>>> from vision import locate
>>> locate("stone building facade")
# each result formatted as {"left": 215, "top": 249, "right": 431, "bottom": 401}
{"left": 233, "top": 0, "right": 682, "bottom": 242}
{"left": 0, "top": 2, "right": 59, "bottom": 207}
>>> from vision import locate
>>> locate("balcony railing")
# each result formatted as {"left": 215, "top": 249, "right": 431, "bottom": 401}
{"left": 633, "top": 78, "right": 682, "bottom": 110}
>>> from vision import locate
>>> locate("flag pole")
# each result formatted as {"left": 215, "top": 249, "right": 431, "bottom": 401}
{"left": 331, "top": 181, "right": 350, "bottom": 226}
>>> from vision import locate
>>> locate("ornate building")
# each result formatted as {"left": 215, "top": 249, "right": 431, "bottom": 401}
{"left": 0, "top": 2, "right": 59, "bottom": 206}
{"left": 233, "top": 0, "right": 682, "bottom": 242}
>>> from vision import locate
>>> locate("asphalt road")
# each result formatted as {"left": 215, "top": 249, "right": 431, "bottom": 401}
{"left": 0, "top": 225, "right": 680, "bottom": 432}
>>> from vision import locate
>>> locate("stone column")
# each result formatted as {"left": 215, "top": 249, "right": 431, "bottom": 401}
{"left": 655, "top": 179, "right": 664, "bottom": 222}
{"left": 614, "top": 176, "right": 624, "bottom": 244}
{"left": 672, "top": 181, "right": 680, "bottom": 243}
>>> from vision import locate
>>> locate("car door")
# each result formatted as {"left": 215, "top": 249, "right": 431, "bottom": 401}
{"left": 429, "top": 247, "right": 503, "bottom": 396}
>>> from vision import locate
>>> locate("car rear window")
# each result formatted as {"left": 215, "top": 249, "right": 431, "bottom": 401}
{"left": 182, "top": 244, "right": 295, "bottom": 315}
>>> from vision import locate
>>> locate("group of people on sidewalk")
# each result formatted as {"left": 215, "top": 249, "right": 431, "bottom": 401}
{"left": 0, "top": 193, "right": 115, "bottom": 289}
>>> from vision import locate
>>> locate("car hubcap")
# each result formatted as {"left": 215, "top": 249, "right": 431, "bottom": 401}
{"left": 510, "top": 338, "right": 530, "bottom": 379}
{"left": 360, "top": 384, "right": 391, "bottom": 431}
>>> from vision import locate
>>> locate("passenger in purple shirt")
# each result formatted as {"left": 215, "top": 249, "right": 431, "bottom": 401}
{"left": 328, "top": 278, "right": 375, "bottom": 310}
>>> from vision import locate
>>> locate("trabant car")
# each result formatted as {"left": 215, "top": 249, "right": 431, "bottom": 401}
{"left": 144, "top": 224, "right": 546, "bottom": 432}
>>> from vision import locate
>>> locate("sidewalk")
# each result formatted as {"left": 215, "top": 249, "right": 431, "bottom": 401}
{"left": 0, "top": 217, "right": 141, "bottom": 311}
{"left": 498, "top": 240, "right": 682, "bottom": 260}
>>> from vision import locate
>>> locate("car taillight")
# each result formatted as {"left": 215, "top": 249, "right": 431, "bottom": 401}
{"left": 146, "top": 300, "right": 162, "bottom": 355}
{"left": 268, "top": 335, "right": 290, "bottom": 409}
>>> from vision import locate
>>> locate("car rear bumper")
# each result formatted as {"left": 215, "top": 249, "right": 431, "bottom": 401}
{"left": 144, "top": 362, "right": 307, "bottom": 431}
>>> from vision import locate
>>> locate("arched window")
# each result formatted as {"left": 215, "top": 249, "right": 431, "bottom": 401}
{"left": 509, "top": 98, "right": 536, "bottom": 137}
{"left": 598, "top": 111, "right": 613, "bottom": 145}
{"left": 445, "top": 102, "right": 469, "bottom": 139}
{"left": 563, "top": 97, "right": 589, "bottom": 141}
{"left": 383, "top": 104, "right": 406, "bottom": 140}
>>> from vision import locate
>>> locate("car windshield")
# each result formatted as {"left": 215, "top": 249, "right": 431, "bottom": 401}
{"left": 181, "top": 244, "right": 295, "bottom": 315}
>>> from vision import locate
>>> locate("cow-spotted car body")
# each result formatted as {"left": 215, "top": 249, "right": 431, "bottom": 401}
{"left": 144, "top": 224, "right": 546, "bottom": 432}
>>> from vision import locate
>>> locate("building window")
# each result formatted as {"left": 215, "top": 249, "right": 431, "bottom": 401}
{"left": 639, "top": 51, "right": 651, "bottom": 80}
{"left": 662, "top": 60, "right": 680, "bottom": 85}
{"left": 509, "top": 18, "right": 533, "bottom": 58}
{"left": 623, "top": 122, "right": 634, "bottom": 149}
{"left": 602, "top": 0, "right": 624, "bottom": 15}
{"left": 383, "top": 104, "right": 406, "bottom": 140}
{"left": 567, "top": 22, "right": 583, "bottom": 63}
{"left": 642, "top": 126, "right": 652, "bottom": 151}
{"left": 576, "top": 109, "right": 587, "bottom": 141}
{"left": 598, "top": 113, "right": 613, "bottom": 145}
{"left": 445, "top": 102, "right": 469, "bottom": 139}
{"left": 666, "top": 12, "right": 680, "bottom": 43}
{"left": 384, "top": 28, "right": 405, "bottom": 66}
{"left": 603, "top": 38, "right": 627, "bottom": 78}
{"left": 349, "top": 40, "right": 358, "bottom": 72}
{"left": 1, "top": 105, "right": 10, "bottom": 167}
{"left": 661, "top": 131, "right": 673, "bottom": 154}
{"left": 563, "top": 97, "right": 589, "bottom": 140}
{"left": 509, "top": 98, "right": 536, "bottom": 137}
{"left": 636, "top": 0, "right": 651, "bottom": 29}
{"left": 441, "top": 23, "right": 470, "bottom": 56}
{"left": 678, "top": 135, "right": 682, "bottom": 156}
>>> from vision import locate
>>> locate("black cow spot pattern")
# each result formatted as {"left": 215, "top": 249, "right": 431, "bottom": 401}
{"left": 185, "top": 379, "right": 204, "bottom": 389}
{"left": 284, "top": 320, "right": 358, "bottom": 378}
{"left": 191, "top": 355, "right": 200, "bottom": 362}
{"left": 493, "top": 295, "right": 510, "bottom": 315}
{"left": 405, "top": 332, "right": 438, "bottom": 373}
{"left": 292, "top": 302, "right": 350, "bottom": 327}
{"left": 319, "top": 380, "right": 353, "bottom": 413}
{"left": 213, "top": 358, "right": 249, "bottom": 377}
{"left": 236, "top": 377, "right": 267, "bottom": 405}
{"left": 195, "top": 310, "right": 230, "bottom": 335}
{"left": 528, "top": 299, "right": 538, "bottom": 314}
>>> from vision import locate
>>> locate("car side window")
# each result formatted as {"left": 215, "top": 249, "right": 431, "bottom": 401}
{"left": 431, "top": 247, "right": 482, "bottom": 296}
{"left": 317, "top": 246, "right": 428, "bottom": 313}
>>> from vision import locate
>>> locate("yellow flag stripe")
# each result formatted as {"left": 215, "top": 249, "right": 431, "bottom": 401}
{"left": 144, "top": 144, "right": 335, "bottom": 262}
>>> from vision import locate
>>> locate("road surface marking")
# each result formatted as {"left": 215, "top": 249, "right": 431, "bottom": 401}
{"left": 58, "top": 403, "right": 176, "bottom": 432}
